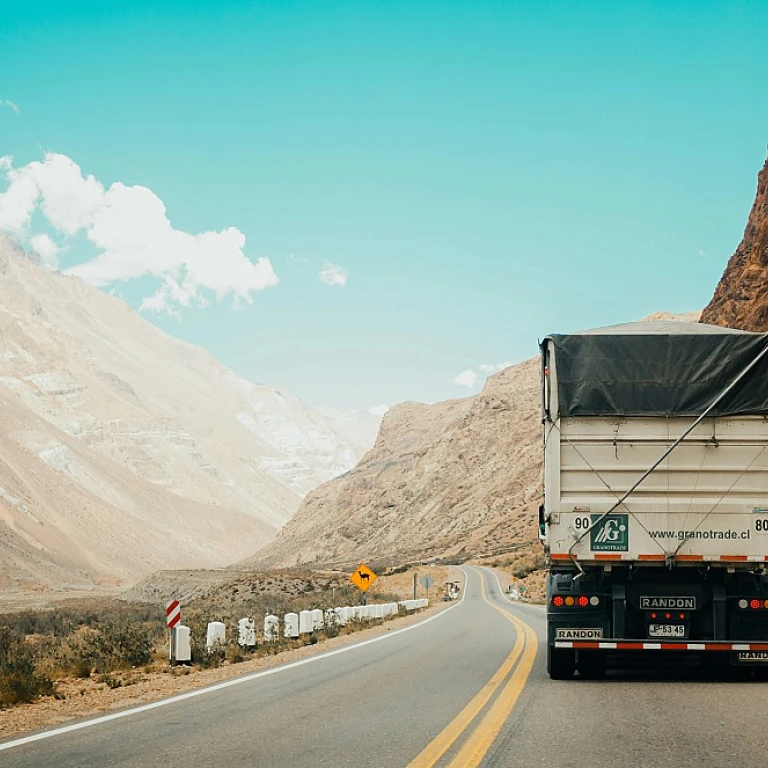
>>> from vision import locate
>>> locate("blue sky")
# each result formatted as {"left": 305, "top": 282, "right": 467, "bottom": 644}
{"left": 1, "top": 1, "right": 767, "bottom": 409}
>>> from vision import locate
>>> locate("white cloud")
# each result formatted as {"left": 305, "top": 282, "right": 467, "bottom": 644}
{"left": 453, "top": 369, "right": 479, "bottom": 389}
{"left": 478, "top": 361, "right": 513, "bottom": 375}
{"left": 319, "top": 261, "right": 349, "bottom": 287}
{"left": 0, "top": 152, "right": 279, "bottom": 311}
{"left": 368, "top": 404, "right": 390, "bottom": 417}
{"left": 29, "top": 233, "right": 61, "bottom": 269}
{"left": 454, "top": 361, "right": 513, "bottom": 390}
{"left": 0, "top": 156, "right": 40, "bottom": 230}
{"left": 0, "top": 100, "right": 20, "bottom": 115}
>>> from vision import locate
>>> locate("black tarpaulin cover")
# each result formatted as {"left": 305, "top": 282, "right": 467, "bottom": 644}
{"left": 545, "top": 321, "right": 768, "bottom": 417}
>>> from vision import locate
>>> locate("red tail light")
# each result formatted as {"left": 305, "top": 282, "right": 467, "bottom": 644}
{"left": 650, "top": 612, "right": 657, "bottom": 620}
{"left": 750, "top": 599, "right": 761, "bottom": 610}
{"left": 679, "top": 613, "right": 686, "bottom": 620}
{"left": 664, "top": 613, "right": 671, "bottom": 620}
{"left": 553, "top": 596, "right": 564, "bottom": 607}
{"left": 577, "top": 596, "right": 589, "bottom": 607}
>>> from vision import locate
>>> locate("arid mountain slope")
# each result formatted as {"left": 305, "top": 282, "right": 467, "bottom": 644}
{"left": 701, "top": 157, "right": 768, "bottom": 329}
{"left": 248, "top": 357, "right": 542, "bottom": 568}
{"left": 0, "top": 233, "right": 378, "bottom": 587}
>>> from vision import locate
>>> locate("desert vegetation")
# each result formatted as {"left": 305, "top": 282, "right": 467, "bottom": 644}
{"left": 0, "top": 572, "right": 405, "bottom": 710}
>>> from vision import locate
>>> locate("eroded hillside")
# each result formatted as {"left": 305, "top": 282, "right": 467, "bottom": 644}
{"left": 701, "top": 157, "right": 768, "bottom": 330}
{"left": 0, "top": 233, "right": 378, "bottom": 587}
{"left": 248, "top": 357, "right": 542, "bottom": 568}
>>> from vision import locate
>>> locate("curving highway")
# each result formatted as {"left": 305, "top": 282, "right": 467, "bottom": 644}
{"left": 3, "top": 567, "right": 768, "bottom": 767}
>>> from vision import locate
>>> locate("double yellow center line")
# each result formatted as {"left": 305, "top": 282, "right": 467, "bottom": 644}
{"left": 408, "top": 567, "right": 538, "bottom": 768}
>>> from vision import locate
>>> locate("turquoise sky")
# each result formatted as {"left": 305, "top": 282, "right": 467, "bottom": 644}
{"left": 1, "top": 1, "right": 767, "bottom": 409}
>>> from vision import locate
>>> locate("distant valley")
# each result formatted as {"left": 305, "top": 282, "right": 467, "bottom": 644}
{"left": 0, "top": 232, "right": 379, "bottom": 589}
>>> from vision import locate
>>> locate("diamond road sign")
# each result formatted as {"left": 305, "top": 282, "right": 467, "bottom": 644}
{"left": 351, "top": 564, "right": 377, "bottom": 592}
{"left": 420, "top": 575, "right": 435, "bottom": 590}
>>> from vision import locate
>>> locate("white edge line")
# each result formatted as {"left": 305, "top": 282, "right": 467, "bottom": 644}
{"left": 0, "top": 572, "right": 468, "bottom": 753}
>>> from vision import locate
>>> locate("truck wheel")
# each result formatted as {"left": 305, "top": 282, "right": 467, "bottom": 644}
{"left": 548, "top": 645, "right": 575, "bottom": 679}
{"left": 578, "top": 650, "right": 607, "bottom": 680}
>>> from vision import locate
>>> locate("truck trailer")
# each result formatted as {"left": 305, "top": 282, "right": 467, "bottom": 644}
{"left": 540, "top": 321, "right": 768, "bottom": 679}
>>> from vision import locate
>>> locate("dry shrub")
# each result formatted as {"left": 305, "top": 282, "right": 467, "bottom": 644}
{"left": 0, "top": 627, "right": 54, "bottom": 707}
{"left": 56, "top": 621, "right": 153, "bottom": 678}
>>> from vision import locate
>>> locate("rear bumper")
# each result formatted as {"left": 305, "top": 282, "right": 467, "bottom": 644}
{"left": 555, "top": 640, "right": 768, "bottom": 652}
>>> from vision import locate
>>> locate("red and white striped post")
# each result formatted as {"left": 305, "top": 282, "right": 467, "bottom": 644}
{"left": 165, "top": 599, "right": 181, "bottom": 664}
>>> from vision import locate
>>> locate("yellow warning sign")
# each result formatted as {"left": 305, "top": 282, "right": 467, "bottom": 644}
{"left": 350, "top": 563, "right": 378, "bottom": 592}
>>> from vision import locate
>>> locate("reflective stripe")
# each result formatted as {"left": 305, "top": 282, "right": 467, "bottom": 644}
{"left": 551, "top": 554, "right": 768, "bottom": 562}
{"left": 553, "top": 641, "right": 768, "bottom": 651}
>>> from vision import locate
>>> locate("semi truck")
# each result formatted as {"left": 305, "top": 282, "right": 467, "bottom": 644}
{"left": 540, "top": 321, "right": 768, "bottom": 679}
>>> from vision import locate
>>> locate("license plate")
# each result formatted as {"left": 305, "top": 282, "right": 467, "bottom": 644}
{"left": 648, "top": 624, "right": 685, "bottom": 638}
{"left": 737, "top": 651, "right": 768, "bottom": 663}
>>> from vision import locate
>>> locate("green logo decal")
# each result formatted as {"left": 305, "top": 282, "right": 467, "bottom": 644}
{"left": 590, "top": 514, "right": 629, "bottom": 552}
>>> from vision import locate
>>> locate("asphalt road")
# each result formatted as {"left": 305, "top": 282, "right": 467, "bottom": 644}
{"left": 3, "top": 566, "right": 768, "bottom": 767}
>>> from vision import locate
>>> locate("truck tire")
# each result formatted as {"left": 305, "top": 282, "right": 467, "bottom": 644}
{"left": 578, "top": 650, "right": 607, "bottom": 680}
{"left": 548, "top": 645, "right": 575, "bottom": 679}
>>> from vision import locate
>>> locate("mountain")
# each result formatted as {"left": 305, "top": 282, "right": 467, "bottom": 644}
{"left": 247, "top": 357, "right": 542, "bottom": 569}
{"left": 701, "top": 157, "right": 768, "bottom": 330}
{"left": 0, "top": 232, "right": 379, "bottom": 588}
{"left": 247, "top": 312, "right": 705, "bottom": 570}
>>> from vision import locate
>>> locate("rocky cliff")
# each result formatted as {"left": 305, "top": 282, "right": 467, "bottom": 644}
{"left": 701, "top": 157, "right": 768, "bottom": 329}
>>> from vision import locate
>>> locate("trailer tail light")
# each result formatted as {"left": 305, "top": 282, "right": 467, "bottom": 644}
{"left": 679, "top": 613, "right": 686, "bottom": 620}
{"left": 650, "top": 613, "right": 657, "bottom": 620}
{"left": 552, "top": 595, "right": 600, "bottom": 608}
{"left": 665, "top": 613, "right": 671, "bottom": 620}
{"left": 736, "top": 598, "right": 768, "bottom": 610}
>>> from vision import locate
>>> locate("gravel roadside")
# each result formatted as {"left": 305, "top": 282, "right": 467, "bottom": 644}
{"left": 0, "top": 569, "right": 465, "bottom": 741}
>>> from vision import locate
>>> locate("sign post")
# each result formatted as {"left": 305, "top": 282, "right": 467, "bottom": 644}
{"left": 420, "top": 575, "right": 434, "bottom": 601}
{"left": 165, "top": 599, "right": 181, "bottom": 664}
{"left": 350, "top": 564, "right": 378, "bottom": 606}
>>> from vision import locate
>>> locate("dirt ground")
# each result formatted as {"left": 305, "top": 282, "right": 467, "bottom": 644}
{"left": 0, "top": 586, "right": 123, "bottom": 615}
{"left": 0, "top": 567, "right": 464, "bottom": 741}
{"left": 375, "top": 565, "right": 459, "bottom": 602}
